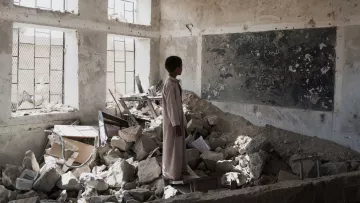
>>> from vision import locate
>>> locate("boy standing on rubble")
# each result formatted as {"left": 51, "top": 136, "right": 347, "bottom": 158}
{"left": 162, "top": 56, "right": 188, "bottom": 181}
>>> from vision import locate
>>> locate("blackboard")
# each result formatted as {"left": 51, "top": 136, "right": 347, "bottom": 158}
{"left": 201, "top": 28, "right": 336, "bottom": 111}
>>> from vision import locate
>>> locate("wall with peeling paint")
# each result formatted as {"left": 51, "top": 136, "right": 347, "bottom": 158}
{"left": 159, "top": 0, "right": 360, "bottom": 151}
{"left": 0, "top": 0, "right": 161, "bottom": 166}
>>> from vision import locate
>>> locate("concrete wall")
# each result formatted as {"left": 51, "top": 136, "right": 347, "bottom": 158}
{"left": 159, "top": 0, "right": 360, "bottom": 151}
{"left": 0, "top": 0, "right": 161, "bottom": 166}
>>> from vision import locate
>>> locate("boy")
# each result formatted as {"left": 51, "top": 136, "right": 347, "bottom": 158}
{"left": 162, "top": 56, "right": 187, "bottom": 181}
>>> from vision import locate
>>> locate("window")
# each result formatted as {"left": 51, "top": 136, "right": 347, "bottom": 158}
{"left": 12, "top": 23, "right": 79, "bottom": 114}
{"left": 108, "top": 0, "right": 151, "bottom": 25}
{"left": 13, "top": 0, "right": 78, "bottom": 14}
{"left": 107, "top": 34, "right": 136, "bottom": 101}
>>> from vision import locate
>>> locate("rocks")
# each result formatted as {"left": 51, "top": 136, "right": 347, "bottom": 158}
{"left": 102, "top": 149, "right": 122, "bottom": 166}
{"left": 209, "top": 137, "right": 227, "bottom": 150}
{"left": 22, "top": 150, "right": 40, "bottom": 173}
{"left": 186, "top": 149, "right": 201, "bottom": 169}
{"left": 153, "top": 178, "right": 165, "bottom": 196}
{"left": 16, "top": 190, "right": 39, "bottom": 200}
{"left": 222, "top": 146, "right": 239, "bottom": 159}
{"left": 138, "top": 157, "right": 161, "bottom": 184}
{"left": 206, "top": 115, "right": 219, "bottom": 126}
{"left": 33, "top": 165, "right": 61, "bottom": 193}
{"left": 129, "top": 188, "right": 153, "bottom": 202}
{"left": 201, "top": 151, "right": 224, "bottom": 171}
{"left": 249, "top": 152, "right": 268, "bottom": 179}
{"left": 187, "top": 119, "right": 204, "bottom": 132}
{"left": 234, "top": 135, "right": 252, "bottom": 154}
{"left": 107, "top": 159, "right": 135, "bottom": 188}
{"left": 124, "top": 182, "right": 137, "bottom": 190}
{"left": 277, "top": 170, "right": 300, "bottom": 182}
{"left": 80, "top": 186, "right": 98, "bottom": 200}
{"left": 0, "top": 185, "right": 17, "bottom": 203}
{"left": 289, "top": 154, "right": 317, "bottom": 178}
{"left": 119, "top": 126, "right": 143, "bottom": 142}
{"left": 221, "top": 172, "right": 247, "bottom": 187}
{"left": 321, "top": 162, "right": 349, "bottom": 176}
{"left": 2, "top": 164, "right": 23, "bottom": 190}
{"left": 245, "top": 134, "right": 271, "bottom": 154}
{"left": 350, "top": 161, "right": 360, "bottom": 170}
{"left": 209, "top": 132, "right": 220, "bottom": 138}
{"left": 87, "top": 195, "right": 119, "bottom": 203}
{"left": 72, "top": 165, "right": 91, "bottom": 179}
{"left": 9, "top": 197, "right": 38, "bottom": 203}
{"left": 163, "top": 186, "right": 179, "bottom": 199}
{"left": 134, "top": 135, "right": 158, "bottom": 161}
{"left": 215, "top": 160, "right": 236, "bottom": 174}
{"left": 56, "top": 172, "right": 82, "bottom": 191}
{"left": 57, "top": 190, "right": 67, "bottom": 203}
{"left": 111, "top": 136, "right": 132, "bottom": 152}
{"left": 80, "top": 173, "right": 108, "bottom": 191}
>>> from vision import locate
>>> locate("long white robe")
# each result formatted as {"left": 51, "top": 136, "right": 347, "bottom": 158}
{"left": 162, "top": 77, "right": 187, "bottom": 180}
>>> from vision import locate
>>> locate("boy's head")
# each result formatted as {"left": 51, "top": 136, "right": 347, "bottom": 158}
{"left": 165, "top": 56, "right": 183, "bottom": 76}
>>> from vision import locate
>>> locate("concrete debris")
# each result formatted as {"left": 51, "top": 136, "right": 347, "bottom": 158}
{"left": 187, "top": 149, "right": 201, "bottom": 169}
{"left": 124, "top": 182, "right": 137, "bottom": 190}
{"left": 209, "top": 137, "right": 227, "bottom": 150}
{"left": 152, "top": 178, "right": 165, "bottom": 196}
{"left": 215, "top": 147, "right": 223, "bottom": 152}
{"left": 72, "top": 165, "right": 91, "bottom": 179}
{"left": 57, "top": 190, "right": 67, "bottom": 203}
{"left": 254, "top": 174, "right": 276, "bottom": 186}
{"left": 277, "top": 170, "right": 300, "bottom": 182}
{"left": 33, "top": 165, "right": 61, "bottom": 193}
{"left": 22, "top": 150, "right": 40, "bottom": 173}
{"left": 196, "top": 162, "right": 207, "bottom": 171}
{"left": 2, "top": 164, "right": 23, "bottom": 190}
{"left": 56, "top": 171, "right": 82, "bottom": 191}
{"left": 81, "top": 186, "right": 98, "bottom": 200}
{"left": 16, "top": 190, "right": 39, "bottom": 200}
{"left": 79, "top": 173, "right": 108, "bottom": 191}
{"left": 201, "top": 151, "right": 224, "bottom": 171}
{"left": 245, "top": 134, "right": 271, "bottom": 154}
{"left": 321, "top": 162, "right": 349, "bottom": 176}
{"left": 249, "top": 151, "right": 268, "bottom": 179}
{"left": 107, "top": 159, "right": 135, "bottom": 188}
{"left": 350, "top": 161, "right": 360, "bottom": 170}
{"left": 102, "top": 149, "right": 122, "bottom": 166}
{"left": 16, "top": 169, "right": 38, "bottom": 191}
{"left": 163, "top": 185, "right": 179, "bottom": 199}
{"left": 215, "top": 160, "right": 236, "bottom": 174}
{"left": 223, "top": 146, "right": 239, "bottom": 159}
{"left": 119, "top": 125, "right": 143, "bottom": 142}
{"left": 234, "top": 135, "right": 252, "bottom": 154}
{"left": 289, "top": 154, "right": 317, "bottom": 178}
{"left": 138, "top": 157, "right": 161, "bottom": 184}
{"left": 206, "top": 115, "right": 219, "bottom": 126}
{"left": 134, "top": 135, "right": 158, "bottom": 161}
{"left": 209, "top": 132, "right": 221, "bottom": 138}
{"left": 0, "top": 185, "right": 17, "bottom": 203}
{"left": 8, "top": 196, "right": 38, "bottom": 203}
{"left": 187, "top": 119, "right": 204, "bottom": 132}
{"left": 221, "top": 172, "right": 247, "bottom": 187}
{"left": 87, "top": 195, "right": 119, "bottom": 203}
{"left": 129, "top": 188, "right": 154, "bottom": 202}
{"left": 111, "top": 136, "right": 133, "bottom": 152}
{"left": 126, "top": 199, "right": 141, "bottom": 203}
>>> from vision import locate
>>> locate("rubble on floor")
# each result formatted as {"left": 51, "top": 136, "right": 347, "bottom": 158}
{"left": 2, "top": 91, "right": 360, "bottom": 203}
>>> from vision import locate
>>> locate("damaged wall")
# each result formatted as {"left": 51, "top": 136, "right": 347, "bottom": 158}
{"left": 0, "top": 0, "right": 161, "bottom": 166}
{"left": 159, "top": 0, "right": 360, "bottom": 151}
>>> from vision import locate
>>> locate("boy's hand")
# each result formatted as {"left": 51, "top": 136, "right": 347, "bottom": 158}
{"left": 174, "top": 125, "right": 182, "bottom": 137}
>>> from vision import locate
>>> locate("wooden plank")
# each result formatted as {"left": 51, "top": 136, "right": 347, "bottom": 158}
{"left": 102, "top": 111, "right": 129, "bottom": 127}
{"left": 53, "top": 125, "right": 98, "bottom": 138}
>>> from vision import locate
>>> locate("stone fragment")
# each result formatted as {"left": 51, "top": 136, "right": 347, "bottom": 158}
{"left": 33, "top": 164, "right": 61, "bottom": 193}
{"left": 88, "top": 195, "right": 119, "bottom": 203}
{"left": 163, "top": 186, "right": 179, "bottom": 199}
{"left": 56, "top": 171, "right": 82, "bottom": 191}
{"left": 221, "top": 172, "right": 247, "bottom": 187}
{"left": 16, "top": 190, "right": 39, "bottom": 200}
{"left": 9, "top": 197, "right": 38, "bottom": 203}
{"left": 203, "top": 121, "right": 212, "bottom": 131}
{"left": 194, "top": 170, "right": 207, "bottom": 177}
{"left": 126, "top": 200, "right": 141, "bottom": 203}
{"left": 186, "top": 149, "right": 201, "bottom": 169}
{"left": 134, "top": 135, "right": 158, "bottom": 160}
{"left": 196, "top": 162, "right": 207, "bottom": 170}
{"left": 187, "top": 119, "right": 204, "bottom": 132}
{"left": 111, "top": 136, "right": 133, "bottom": 152}
{"left": 277, "top": 170, "right": 300, "bottom": 182}
{"left": 152, "top": 179, "right": 164, "bottom": 196}
{"left": 22, "top": 150, "right": 40, "bottom": 173}
{"left": 223, "top": 146, "right": 239, "bottom": 159}
{"left": 80, "top": 173, "right": 108, "bottom": 191}
{"left": 119, "top": 126, "right": 143, "bottom": 142}
{"left": 209, "top": 137, "right": 226, "bottom": 150}
{"left": 215, "top": 160, "right": 236, "bottom": 174}
{"left": 57, "top": 190, "right": 67, "bottom": 203}
{"left": 201, "top": 151, "right": 224, "bottom": 171}
{"left": 2, "top": 164, "right": 23, "bottom": 190}
{"left": 107, "top": 159, "right": 135, "bottom": 188}
{"left": 245, "top": 134, "right": 271, "bottom": 154}
{"left": 289, "top": 154, "right": 317, "bottom": 178}
{"left": 249, "top": 152, "right": 268, "bottom": 179}
{"left": 103, "top": 149, "right": 122, "bottom": 166}
{"left": 97, "top": 144, "right": 112, "bottom": 160}
{"left": 138, "top": 157, "right": 161, "bottom": 184}
{"left": 321, "top": 162, "right": 349, "bottom": 176}
{"left": 129, "top": 188, "right": 153, "bottom": 202}
{"left": 81, "top": 186, "right": 98, "bottom": 200}
{"left": 72, "top": 165, "right": 91, "bottom": 179}
{"left": 209, "top": 132, "right": 220, "bottom": 138}
{"left": 206, "top": 115, "right": 219, "bottom": 125}
{"left": 350, "top": 161, "right": 360, "bottom": 170}
{"left": 124, "top": 182, "right": 137, "bottom": 190}
{"left": 0, "top": 185, "right": 17, "bottom": 203}
{"left": 215, "top": 147, "right": 223, "bottom": 153}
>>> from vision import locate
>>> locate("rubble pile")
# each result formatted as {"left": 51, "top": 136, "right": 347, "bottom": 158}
{"left": 2, "top": 91, "right": 360, "bottom": 203}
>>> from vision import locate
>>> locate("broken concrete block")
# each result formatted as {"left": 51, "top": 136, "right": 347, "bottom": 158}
{"left": 57, "top": 190, "right": 67, "bottom": 203}
{"left": 126, "top": 200, "right": 141, "bottom": 203}
{"left": 215, "top": 160, "right": 236, "bottom": 174}
{"left": 0, "top": 185, "right": 17, "bottom": 203}
{"left": 2, "top": 164, "right": 23, "bottom": 190}
{"left": 97, "top": 144, "right": 112, "bottom": 160}
{"left": 107, "top": 159, "right": 135, "bottom": 188}
{"left": 277, "top": 170, "right": 299, "bottom": 182}
{"left": 56, "top": 171, "right": 82, "bottom": 191}
{"left": 163, "top": 185, "right": 179, "bottom": 199}
{"left": 186, "top": 149, "right": 201, "bottom": 169}
{"left": 22, "top": 150, "right": 40, "bottom": 173}
{"left": 87, "top": 195, "right": 119, "bottom": 203}
{"left": 72, "top": 165, "right": 91, "bottom": 179}
{"left": 134, "top": 135, "right": 158, "bottom": 161}
{"left": 209, "top": 132, "right": 220, "bottom": 138}
{"left": 254, "top": 174, "right": 276, "bottom": 186}
{"left": 151, "top": 178, "right": 164, "bottom": 196}
{"left": 206, "top": 115, "right": 219, "bottom": 126}
{"left": 223, "top": 146, "right": 239, "bottom": 159}
{"left": 80, "top": 173, "right": 108, "bottom": 191}
{"left": 289, "top": 154, "right": 317, "bottom": 178}
{"left": 321, "top": 162, "right": 349, "bottom": 176}
{"left": 124, "top": 182, "right": 137, "bottom": 190}
{"left": 200, "top": 151, "right": 224, "bottom": 171}
{"left": 81, "top": 186, "right": 98, "bottom": 200}
{"left": 111, "top": 136, "right": 133, "bottom": 152}
{"left": 245, "top": 134, "right": 271, "bottom": 154}
{"left": 187, "top": 119, "right": 204, "bottom": 132}
{"left": 221, "top": 172, "right": 247, "bottom": 187}
{"left": 8, "top": 196, "right": 38, "bottom": 203}
{"left": 138, "top": 157, "right": 161, "bottom": 184}
{"left": 215, "top": 147, "right": 223, "bottom": 153}
{"left": 129, "top": 188, "right": 154, "bottom": 202}
{"left": 209, "top": 137, "right": 227, "bottom": 150}
{"left": 33, "top": 165, "right": 61, "bottom": 193}
{"left": 249, "top": 152, "right": 268, "bottom": 179}
{"left": 16, "top": 190, "right": 39, "bottom": 200}
{"left": 119, "top": 126, "right": 143, "bottom": 142}
{"left": 16, "top": 169, "right": 38, "bottom": 191}
{"left": 102, "top": 149, "right": 122, "bottom": 166}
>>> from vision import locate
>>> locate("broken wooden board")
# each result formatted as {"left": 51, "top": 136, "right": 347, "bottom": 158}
{"left": 53, "top": 125, "right": 98, "bottom": 138}
{"left": 47, "top": 137, "right": 95, "bottom": 164}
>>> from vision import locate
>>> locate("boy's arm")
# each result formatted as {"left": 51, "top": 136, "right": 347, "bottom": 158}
{"left": 164, "top": 84, "right": 182, "bottom": 136}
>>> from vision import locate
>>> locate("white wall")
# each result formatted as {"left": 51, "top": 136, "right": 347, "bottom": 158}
{"left": 135, "top": 38, "right": 151, "bottom": 92}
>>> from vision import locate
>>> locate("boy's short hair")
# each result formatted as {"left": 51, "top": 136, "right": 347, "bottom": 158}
{"left": 165, "top": 56, "right": 182, "bottom": 73}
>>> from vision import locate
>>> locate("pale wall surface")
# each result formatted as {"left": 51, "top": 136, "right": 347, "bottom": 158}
{"left": 159, "top": 0, "right": 360, "bottom": 151}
